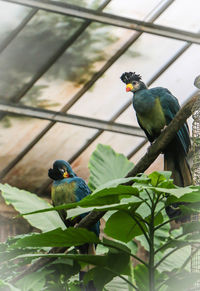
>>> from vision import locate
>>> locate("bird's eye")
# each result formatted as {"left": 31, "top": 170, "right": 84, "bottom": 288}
{"left": 59, "top": 168, "right": 65, "bottom": 173}
{"left": 132, "top": 81, "right": 137, "bottom": 85}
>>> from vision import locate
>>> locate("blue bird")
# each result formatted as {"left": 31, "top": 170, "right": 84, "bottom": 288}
{"left": 48, "top": 160, "right": 100, "bottom": 244}
{"left": 120, "top": 72, "right": 192, "bottom": 220}
{"left": 48, "top": 160, "right": 100, "bottom": 290}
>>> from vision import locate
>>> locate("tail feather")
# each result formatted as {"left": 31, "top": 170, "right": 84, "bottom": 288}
{"left": 164, "top": 140, "right": 192, "bottom": 221}
{"left": 164, "top": 142, "right": 192, "bottom": 187}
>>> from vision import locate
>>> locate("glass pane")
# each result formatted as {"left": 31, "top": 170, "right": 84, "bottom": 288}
{"left": 0, "top": 116, "right": 49, "bottom": 169}
{"left": 0, "top": 11, "right": 83, "bottom": 101}
{"left": 2, "top": 123, "right": 97, "bottom": 192}
{"left": 72, "top": 132, "right": 145, "bottom": 177}
{"left": 104, "top": 0, "right": 162, "bottom": 20}
{"left": 155, "top": 0, "right": 200, "bottom": 32}
{"left": 68, "top": 34, "right": 184, "bottom": 120}
{"left": 57, "top": 0, "right": 105, "bottom": 9}
{"left": 21, "top": 24, "right": 134, "bottom": 109}
{"left": 0, "top": 2, "right": 32, "bottom": 43}
{"left": 150, "top": 44, "right": 199, "bottom": 104}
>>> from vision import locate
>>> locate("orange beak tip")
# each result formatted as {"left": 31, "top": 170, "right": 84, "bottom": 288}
{"left": 126, "top": 87, "right": 131, "bottom": 92}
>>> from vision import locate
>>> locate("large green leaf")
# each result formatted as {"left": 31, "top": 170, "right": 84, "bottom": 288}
{"left": 88, "top": 144, "right": 134, "bottom": 191}
{"left": 134, "top": 264, "right": 149, "bottom": 291}
{"left": 148, "top": 186, "right": 196, "bottom": 197}
{"left": 17, "top": 253, "right": 107, "bottom": 266}
{"left": 15, "top": 270, "right": 53, "bottom": 291}
{"left": 92, "top": 177, "right": 135, "bottom": 194}
{"left": 148, "top": 171, "right": 172, "bottom": 187}
{"left": 0, "top": 280, "right": 20, "bottom": 291}
{"left": 21, "top": 185, "right": 140, "bottom": 217}
{"left": 104, "top": 211, "right": 147, "bottom": 242}
{"left": 156, "top": 246, "right": 191, "bottom": 272}
{"left": 105, "top": 276, "right": 129, "bottom": 291}
{"left": 0, "top": 183, "right": 65, "bottom": 232}
{"left": 102, "top": 237, "right": 131, "bottom": 254}
{"left": 84, "top": 251, "right": 130, "bottom": 290}
{"left": 15, "top": 227, "right": 100, "bottom": 248}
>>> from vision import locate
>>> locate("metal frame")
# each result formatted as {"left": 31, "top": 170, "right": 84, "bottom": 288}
{"left": 0, "top": 0, "right": 174, "bottom": 181}
{"left": 0, "top": 102, "right": 145, "bottom": 137}
{"left": 2, "top": 0, "right": 200, "bottom": 44}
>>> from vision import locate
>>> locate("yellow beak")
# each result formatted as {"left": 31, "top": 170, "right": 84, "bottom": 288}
{"left": 63, "top": 171, "right": 69, "bottom": 178}
{"left": 126, "top": 83, "right": 134, "bottom": 92}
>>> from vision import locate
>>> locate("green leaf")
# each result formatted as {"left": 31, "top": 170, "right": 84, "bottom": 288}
{"left": 15, "top": 227, "right": 100, "bottom": 248}
{"left": 134, "top": 264, "right": 149, "bottom": 291}
{"left": 0, "top": 280, "right": 20, "bottom": 291}
{"left": 106, "top": 251, "right": 130, "bottom": 275}
{"left": 102, "top": 237, "right": 131, "bottom": 254}
{"left": 176, "top": 190, "right": 200, "bottom": 202}
{"left": 17, "top": 253, "right": 107, "bottom": 266}
{"left": 105, "top": 276, "right": 129, "bottom": 291}
{"left": 92, "top": 177, "right": 135, "bottom": 194}
{"left": 0, "top": 183, "right": 65, "bottom": 232}
{"left": 149, "top": 171, "right": 171, "bottom": 187}
{"left": 48, "top": 257, "right": 81, "bottom": 280}
{"left": 15, "top": 270, "right": 52, "bottom": 291}
{"left": 156, "top": 246, "right": 191, "bottom": 272}
{"left": 152, "top": 186, "right": 195, "bottom": 197}
{"left": 21, "top": 185, "right": 140, "bottom": 217}
{"left": 84, "top": 251, "right": 130, "bottom": 290}
{"left": 88, "top": 144, "right": 134, "bottom": 191}
{"left": 104, "top": 211, "right": 147, "bottom": 242}
{"left": 84, "top": 266, "right": 115, "bottom": 291}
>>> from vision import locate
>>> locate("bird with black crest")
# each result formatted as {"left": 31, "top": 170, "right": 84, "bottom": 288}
{"left": 120, "top": 72, "right": 192, "bottom": 220}
{"left": 48, "top": 160, "right": 100, "bottom": 290}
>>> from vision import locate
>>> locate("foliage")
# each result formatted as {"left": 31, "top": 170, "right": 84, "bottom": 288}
{"left": 1, "top": 144, "right": 200, "bottom": 291}
{"left": 0, "top": 183, "right": 65, "bottom": 232}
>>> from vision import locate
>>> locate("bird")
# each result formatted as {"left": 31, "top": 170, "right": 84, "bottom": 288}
{"left": 120, "top": 72, "right": 192, "bottom": 220}
{"left": 48, "top": 160, "right": 100, "bottom": 290}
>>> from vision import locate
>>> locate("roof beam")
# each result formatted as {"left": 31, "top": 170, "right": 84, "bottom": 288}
{"left": 2, "top": 0, "right": 200, "bottom": 44}
{"left": 0, "top": 102, "right": 145, "bottom": 137}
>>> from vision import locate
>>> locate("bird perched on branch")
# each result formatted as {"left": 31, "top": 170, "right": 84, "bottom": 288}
{"left": 48, "top": 160, "right": 100, "bottom": 290}
{"left": 120, "top": 72, "right": 192, "bottom": 219}
{"left": 48, "top": 159, "right": 100, "bottom": 243}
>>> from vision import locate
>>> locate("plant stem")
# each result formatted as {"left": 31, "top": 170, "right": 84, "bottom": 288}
{"left": 148, "top": 193, "right": 156, "bottom": 291}
{"left": 130, "top": 213, "right": 151, "bottom": 244}
{"left": 128, "top": 260, "right": 135, "bottom": 291}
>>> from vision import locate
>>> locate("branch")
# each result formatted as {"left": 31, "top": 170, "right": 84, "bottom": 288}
{"left": 10, "top": 94, "right": 199, "bottom": 283}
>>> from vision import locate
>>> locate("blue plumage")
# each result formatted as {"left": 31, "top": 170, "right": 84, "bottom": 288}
{"left": 48, "top": 160, "right": 100, "bottom": 237}
{"left": 121, "top": 72, "right": 192, "bottom": 220}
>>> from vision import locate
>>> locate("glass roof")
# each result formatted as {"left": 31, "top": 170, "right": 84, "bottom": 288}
{"left": 0, "top": 2, "right": 31, "bottom": 43}
{"left": 0, "top": 0, "right": 199, "bottom": 196}
{"left": 155, "top": 0, "right": 200, "bottom": 32}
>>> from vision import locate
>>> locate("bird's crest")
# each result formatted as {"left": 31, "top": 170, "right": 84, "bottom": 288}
{"left": 120, "top": 72, "right": 142, "bottom": 84}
